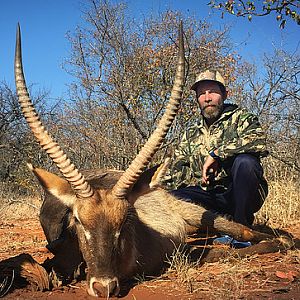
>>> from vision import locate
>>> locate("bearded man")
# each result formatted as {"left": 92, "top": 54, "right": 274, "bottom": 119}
{"left": 169, "top": 70, "right": 269, "bottom": 229}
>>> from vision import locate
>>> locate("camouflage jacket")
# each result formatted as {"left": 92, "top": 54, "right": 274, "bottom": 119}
{"left": 167, "top": 103, "right": 268, "bottom": 191}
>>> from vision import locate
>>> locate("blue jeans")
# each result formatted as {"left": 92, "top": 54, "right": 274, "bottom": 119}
{"left": 172, "top": 154, "right": 268, "bottom": 226}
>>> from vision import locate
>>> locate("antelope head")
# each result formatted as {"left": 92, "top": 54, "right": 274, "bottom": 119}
{"left": 15, "top": 22, "right": 185, "bottom": 297}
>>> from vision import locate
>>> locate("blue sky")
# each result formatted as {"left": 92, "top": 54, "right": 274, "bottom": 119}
{"left": 0, "top": 0, "right": 299, "bottom": 102}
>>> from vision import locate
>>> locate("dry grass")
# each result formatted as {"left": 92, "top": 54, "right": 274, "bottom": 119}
{"left": 162, "top": 247, "right": 260, "bottom": 298}
{"left": 256, "top": 178, "right": 300, "bottom": 228}
{"left": 0, "top": 200, "right": 40, "bottom": 221}
{"left": 165, "top": 244, "right": 199, "bottom": 285}
{"left": 0, "top": 193, "right": 41, "bottom": 221}
{"left": 161, "top": 245, "right": 300, "bottom": 299}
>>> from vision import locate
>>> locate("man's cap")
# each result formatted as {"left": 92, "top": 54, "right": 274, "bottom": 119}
{"left": 191, "top": 70, "right": 226, "bottom": 91}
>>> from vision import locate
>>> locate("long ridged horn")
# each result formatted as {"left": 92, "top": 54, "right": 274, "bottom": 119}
{"left": 112, "top": 21, "right": 185, "bottom": 199}
{"left": 14, "top": 23, "right": 95, "bottom": 199}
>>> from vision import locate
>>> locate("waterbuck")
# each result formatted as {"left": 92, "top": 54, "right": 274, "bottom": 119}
{"left": 15, "top": 23, "right": 286, "bottom": 298}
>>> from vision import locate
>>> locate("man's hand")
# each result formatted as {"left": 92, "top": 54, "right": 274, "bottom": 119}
{"left": 202, "top": 154, "right": 219, "bottom": 186}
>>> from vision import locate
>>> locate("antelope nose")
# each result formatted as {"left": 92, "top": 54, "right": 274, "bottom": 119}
{"left": 92, "top": 279, "right": 120, "bottom": 298}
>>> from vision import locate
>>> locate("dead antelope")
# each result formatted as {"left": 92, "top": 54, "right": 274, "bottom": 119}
{"left": 15, "top": 22, "right": 288, "bottom": 298}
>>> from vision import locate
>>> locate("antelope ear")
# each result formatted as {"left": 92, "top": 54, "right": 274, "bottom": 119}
{"left": 27, "top": 163, "right": 77, "bottom": 208}
{"left": 127, "top": 158, "right": 170, "bottom": 205}
{"left": 149, "top": 157, "right": 171, "bottom": 188}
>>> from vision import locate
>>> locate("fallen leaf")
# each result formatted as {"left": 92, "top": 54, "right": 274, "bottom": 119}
{"left": 287, "top": 270, "right": 299, "bottom": 279}
{"left": 275, "top": 270, "right": 298, "bottom": 281}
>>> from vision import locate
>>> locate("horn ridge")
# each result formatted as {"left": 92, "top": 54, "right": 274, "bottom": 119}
{"left": 14, "top": 24, "right": 95, "bottom": 200}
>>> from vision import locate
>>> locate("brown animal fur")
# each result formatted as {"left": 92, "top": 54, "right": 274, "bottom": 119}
{"left": 35, "top": 166, "right": 290, "bottom": 298}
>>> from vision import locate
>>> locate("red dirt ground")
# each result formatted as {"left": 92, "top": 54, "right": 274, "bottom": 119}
{"left": 0, "top": 218, "right": 299, "bottom": 299}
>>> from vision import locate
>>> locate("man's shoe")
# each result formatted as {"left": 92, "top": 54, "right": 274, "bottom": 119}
{"left": 213, "top": 235, "right": 251, "bottom": 248}
{"left": 213, "top": 235, "right": 233, "bottom": 245}
{"left": 231, "top": 239, "right": 252, "bottom": 248}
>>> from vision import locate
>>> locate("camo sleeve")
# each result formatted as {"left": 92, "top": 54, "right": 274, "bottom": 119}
{"left": 216, "top": 112, "right": 268, "bottom": 160}
{"left": 165, "top": 127, "right": 203, "bottom": 189}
